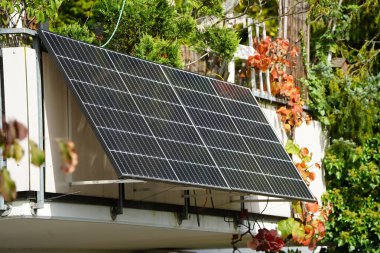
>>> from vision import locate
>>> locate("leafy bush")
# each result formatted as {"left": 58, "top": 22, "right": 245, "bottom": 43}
{"left": 323, "top": 136, "right": 380, "bottom": 252}
{"left": 52, "top": 23, "right": 96, "bottom": 44}
{"left": 135, "top": 34, "right": 182, "bottom": 68}
{"left": 194, "top": 26, "right": 240, "bottom": 62}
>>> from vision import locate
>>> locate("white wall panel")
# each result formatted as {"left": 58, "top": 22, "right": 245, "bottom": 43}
{"left": 42, "top": 52, "right": 70, "bottom": 193}
{"left": 25, "top": 48, "right": 41, "bottom": 191}
{"left": 294, "top": 121, "right": 327, "bottom": 204}
{"left": 2, "top": 47, "right": 30, "bottom": 191}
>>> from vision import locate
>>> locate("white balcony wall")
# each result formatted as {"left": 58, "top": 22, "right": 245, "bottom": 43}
{"left": 2, "top": 51, "right": 327, "bottom": 216}
{"left": 0, "top": 48, "right": 328, "bottom": 252}
{"left": 2, "top": 47, "right": 40, "bottom": 191}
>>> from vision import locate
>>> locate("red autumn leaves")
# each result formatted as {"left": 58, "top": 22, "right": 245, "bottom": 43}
{"left": 247, "top": 228, "right": 284, "bottom": 252}
{"left": 243, "top": 37, "right": 329, "bottom": 253}
{"left": 245, "top": 202, "right": 329, "bottom": 252}
{"left": 296, "top": 146, "right": 320, "bottom": 186}
{"left": 247, "top": 36, "right": 307, "bottom": 132}
{"left": 285, "top": 140, "right": 320, "bottom": 185}
{"left": 290, "top": 201, "right": 330, "bottom": 250}
{"left": 248, "top": 37, "right": 293, "bottom": 72}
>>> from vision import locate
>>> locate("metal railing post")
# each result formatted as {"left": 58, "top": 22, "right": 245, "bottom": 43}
{"left": 31, "top": 33, "right": 45, "bottom": 211}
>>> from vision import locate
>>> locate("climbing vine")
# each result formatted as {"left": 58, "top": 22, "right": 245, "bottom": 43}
{"left": 232, "top": 36, "right": 330, "bottom": 252}
{"left": 247, "top": 36, "right": 305, "bottom": 133}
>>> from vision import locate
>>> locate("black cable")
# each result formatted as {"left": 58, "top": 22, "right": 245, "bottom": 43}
{"left": 209, "top": 189, "right": 215, "bottom": 208}
{"left": 260, "top": 197, "right": 270, "bottom": 227}
{"left": 193, "top": 190, "right": 200, "bottom": 226}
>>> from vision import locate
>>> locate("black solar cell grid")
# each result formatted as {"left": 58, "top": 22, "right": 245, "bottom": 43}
{"left": 39, "top": 30, "right": 314, "bottom": 201}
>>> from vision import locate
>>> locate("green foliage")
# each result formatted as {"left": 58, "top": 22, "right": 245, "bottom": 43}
{"left": 278, "top": 218, "right": 301, "bottom": 239}
{"left": 0, "top": 168, "right": 16, "bottom": 202}
{"left": 29, "top": 141, "right": 45, "bottom": 167}
{"left": 86, "top": 0, "right": 239, "bottom": 67}
{"left": 305, "top": 67, "right": 380, "bottom": 144}
{"left": 323, "top": 136, "right": 380, "bottom": 252}
{"left": 174, "top": 0, "right": 224, "bottom": 18}
{"left": 285, "top": 140, "right": 312, "bottom": 163}
{"left": 135, "top": 34, "right": 183, "bottom": 68}
{"left": 306, "top": 1, "right": 380, "bottom": 252}
{"left": 0, "top": 0, "right": 62, "bottom": 28}
{"left": 194, "top": 26, "right": 240, "bottom": 62}
{"left": 91, "top": 0, "right": 193, "bottom": 52}
{"left": 52, "top": 23, "right": 96, "bottom": 44}
{"left": 285, "top": 140, "right": 300, "bottom": 156}
{"left": 53, "top": 0, "right": 97, "bottom": 27}
{"left": 308, "top": 0, "right": 380, "bottom": 67}
{"left": 234, "top": 0, "right": 279, "bottom": 39}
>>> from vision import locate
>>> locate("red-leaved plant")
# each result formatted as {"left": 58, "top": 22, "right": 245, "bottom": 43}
{"left": 247, "top": 36, "right": 307, "bottom": 133}
{"left": 235, "top": 37, "right": 330, "bottom": 252}
{"left": 247, "top": 228, "right": 284, "bottom": 252}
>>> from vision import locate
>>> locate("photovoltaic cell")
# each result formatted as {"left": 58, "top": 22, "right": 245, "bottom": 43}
{"left": 211, "top": 79, "right": 258, "bottom": 104}
{"left": 187, "top": 108, "right": 239, "bottom": 133}
{"left": 145, "top": 118, "right": 203, "bottom": 145}
{"left": 222, "top": 99, "right": 267, "bottom": 122}
{"left": 120, "top": 74, "right": 180, "bottom": 103}
{"left": 39, "top": 29, "right": 314, "bottom": 201}
{"left": 164, "top": 67, "right": 217, "bottom": 94}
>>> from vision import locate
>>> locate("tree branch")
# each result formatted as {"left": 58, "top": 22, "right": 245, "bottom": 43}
{"left": 185, "top": 52, "right": 209, "bottom": 67}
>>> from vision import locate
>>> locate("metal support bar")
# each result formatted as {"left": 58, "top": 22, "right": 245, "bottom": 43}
{"left": 178, "top": 190, "right": 190, "bottom": 225}
{"left": 31, "top": 34, "right": 45, "bottom": 211}
{"left": 111, "top": 183, "right": 125, "bottom": 220}
{"left": 133, "top": 186, "right": 202, "bottom": 193}
{"left": 0, "top": 197, "right": 6, "bottom": 211}
{"left": 182, "top": 192, "right": 248, "bottom": 198}
{"left": 230, "top": 198, "right": 291, "bottom": 203}
{"left": 0, "top": 44, "right": 9, "bottom": 214}
{"left": 0, "top": 65, "right": 6, "bottom": 211}
{"left": 70, "top": 179, "right": 145, "bottom": 186}
{"left": 0, "top": 28, "right": 37, "bottom": 37}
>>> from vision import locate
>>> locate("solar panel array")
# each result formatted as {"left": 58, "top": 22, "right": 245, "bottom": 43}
{"left": 39, "top": 30, "right": 314, "bottom": 201}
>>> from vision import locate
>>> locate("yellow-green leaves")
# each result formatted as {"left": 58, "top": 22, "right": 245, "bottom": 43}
{"left": 29, "top": 141, "right": 45, "bottom": 167}
{"left": 0, "top": 168, "right": 16, "bottom": 202}
{"left": 278, "top": 218, "right": 298, "bottom": 239}
{"left": 285, "top": 140, "right": 300, "bottom": 155}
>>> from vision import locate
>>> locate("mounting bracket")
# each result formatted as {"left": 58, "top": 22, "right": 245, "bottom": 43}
{"left": 70, "top": 178, "right": 145, "bottom": 186}
{"left": 110, "top": 183, "right": 125, "bottom": 221}
{"left": 177, "top": 190, "right": 190, "bottom": 225}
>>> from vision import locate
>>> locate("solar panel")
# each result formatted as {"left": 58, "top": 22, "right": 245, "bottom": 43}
{"left": 39, "top": 30, "right": 314, "bottom": 201}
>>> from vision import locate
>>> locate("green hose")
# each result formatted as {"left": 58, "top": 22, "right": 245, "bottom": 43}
{"left": 101, "top": 0, "right": 127, "bottom": 48}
